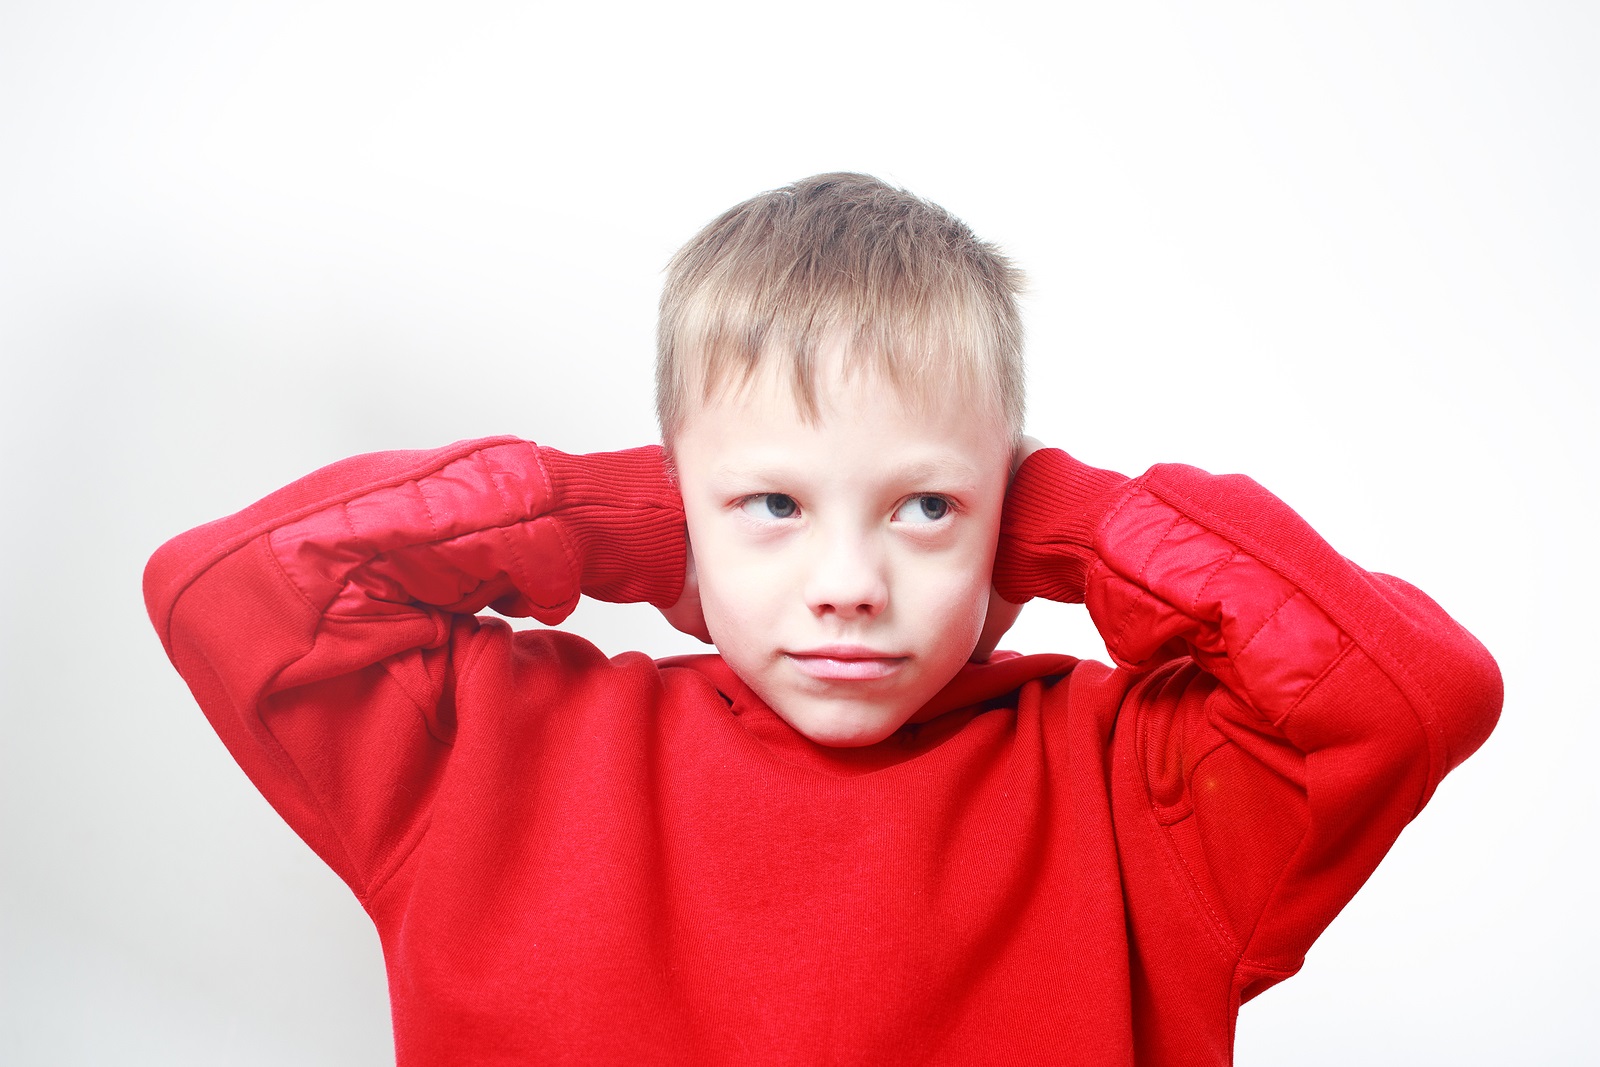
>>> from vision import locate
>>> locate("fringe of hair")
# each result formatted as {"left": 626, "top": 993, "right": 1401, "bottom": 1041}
{"left": 657, "top": 173, "right": 1025, "bottom": 444}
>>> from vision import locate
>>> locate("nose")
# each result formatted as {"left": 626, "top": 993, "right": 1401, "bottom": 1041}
{"left": 803, "top": 527, "right": 888, "bottom": 621}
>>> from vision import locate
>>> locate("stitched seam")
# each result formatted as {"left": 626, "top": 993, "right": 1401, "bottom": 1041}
{"left": 1092, "top": 479, "right": 1148, "bottom": 545}
{"left": 414, "top": 472, "right": 441, "bottom": 538}
{"left": 1235, "top": 959, "right": 1298, "bottom": 978}
{"left": 1277, "top": 639, "right": 1358, "bottom": 725}
{"left": 478, "top": 449, "right": 562, "bottom": 613}
{"left": 1164, "top": 825, "right": 1240, "bottom": 955}
{"left": 1135, "top": 511, "right": 1186, "bottom": 586}
{"left": 1134, "top": 663, "right": 1185, "bottom": 820}
{"left": 546, "top": 518, "right": 582, "bottom": 605}
{"left": 363, "top": 809, "right": 435, "bottom": 905}
{"left": 525, "top": 445, "right": 587, "bottom": 607}
{"left": 1136, "top": 714, "right": 1243, "bottom": 963}
{"left": 1228, "top": 643, "right": 1362, "bottom": 961}
{"left": 1150, "top": 716, "right": 1236, "bottom": 824}
{"left": 1124, "top": 664, "right": 1242, "bottom": 961}
{"left": 1135, "top": 476, "right": 1450, "bottom": 797}
{"left": 267, "top": 494, "right": 362, "bottom": 615}
{"left": 1227, "top": 818, "right": 1315, "bottom": 969}
{"left": 1231, "top": 584, "right": 1301, "bottom": 662}
{"left": 527, "top": 441, "right": 555, "bottom": 508}
{"left": 1230, "top": 958, "right": 1300, "bottom": 1005}
{"left": 1133, "top": 736, "right": 1239, "bottom": 962}
{"left": 265, "top": 529, "right": 323, "bottom": 617}
{"left": 205, "top": 649, "right": 369, "bottom": 901}
{"left": 489, "top": 457, "right": 547, "bottom": 614}
{"left": 365, "top": 624, "right": 503, "bottom": 904}
{"left": 479, "top": 450, "right": 533, "bottom": 603}
{"left": 1102, "top": 566, "right": 1149, "bottom": 657}
{"left": 1100, "top": 508, "right": 1186, "bottom": 660}
{"left": 1190, "top": 549, "right": 1241, "bottom": 608}
{"left": 153, "top": 438, "right": 521, "bottom": 646}
{"left": 379, "top": 654, "right": 428, "bottom": 713}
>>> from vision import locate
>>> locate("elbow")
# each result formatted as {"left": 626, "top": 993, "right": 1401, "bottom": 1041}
{"left": 1434, "top": 630, "right": 1502, "bottom": 775}
{"left": 143, "top": 532, "right": 187, "bottom": 651}
{"left": 1370, "top": 573, "right": 1502, "bottom": 776}
{"left": 142, "top": 517, "right": 229, "bottom": 653}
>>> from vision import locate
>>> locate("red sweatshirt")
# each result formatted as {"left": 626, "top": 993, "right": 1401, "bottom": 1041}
{"left": 143, "top": 438, "right": 1499, "bottom": 1066}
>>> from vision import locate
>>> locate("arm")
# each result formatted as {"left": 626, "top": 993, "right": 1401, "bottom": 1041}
{"left": 143, "top": 437, "right": 686, "bottom": 899}
{"left": 994, "top": 448, "right": 1501, "bottom": 998}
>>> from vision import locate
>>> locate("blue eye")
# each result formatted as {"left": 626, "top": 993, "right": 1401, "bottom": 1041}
{"left": 893, "top": 495, "right": 952, "bottom": 523}
{"left": 741, "top": 493, "right": 800, "bottom": 520}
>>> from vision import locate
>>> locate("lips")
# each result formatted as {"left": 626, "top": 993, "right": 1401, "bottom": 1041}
{"left": 785, "top": 645, "right": 908, "bottom": 681}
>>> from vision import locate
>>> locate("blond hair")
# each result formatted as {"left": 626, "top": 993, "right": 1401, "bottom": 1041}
{"left": 656, "top": 173, "right": 1025, "bottom": 445}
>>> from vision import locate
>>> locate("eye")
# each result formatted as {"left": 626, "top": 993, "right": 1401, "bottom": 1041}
{"left": 740, "top": 493, "right": 800, "bottom": 520}
{"left": 892, "top": 494, "right": 952, "bottom": 524}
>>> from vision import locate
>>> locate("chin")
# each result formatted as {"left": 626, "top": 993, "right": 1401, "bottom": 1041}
{"left": 781, "top": 700, "right": 911, "bottom": 748}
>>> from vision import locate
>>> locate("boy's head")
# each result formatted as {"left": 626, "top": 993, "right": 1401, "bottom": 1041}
{"left": 658, "top": 174, "right": 1026, "bottom": 747}
{"left": 657, "top": 172, "right": 1024, "bottom": 449}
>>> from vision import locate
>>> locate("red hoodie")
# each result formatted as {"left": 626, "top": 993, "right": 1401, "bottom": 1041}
{"left": 143, "top": 438, "right": 1500, "bottom": 1065}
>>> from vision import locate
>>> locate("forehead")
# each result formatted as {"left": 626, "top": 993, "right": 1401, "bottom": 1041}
{"left": 675, "top": 353, "right": 1011, "bottom": 484}
{"left": 697, "top": 332, "right": 1007, "bottom": 425}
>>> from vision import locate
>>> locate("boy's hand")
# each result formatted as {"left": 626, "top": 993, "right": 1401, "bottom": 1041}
{"left": 661, "top": 540, "right": 713, "bottom": 644}
{"left": 970, "top": 435, "right": 1045, "bottom": 663}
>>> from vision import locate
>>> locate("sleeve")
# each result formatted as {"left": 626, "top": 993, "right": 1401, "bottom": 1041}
{"left": 992, "top": 448, "right": 1501, "bottom": 1001}
{"left": 143, "top": 436, "right": 687, "bottom": 900}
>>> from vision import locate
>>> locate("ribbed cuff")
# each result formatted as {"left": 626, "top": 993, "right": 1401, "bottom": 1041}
{"left": 993, "top": 448, "right": 1132, "bottom": 605}
{"left": 538, "top": 445, "right": 688, "bottom": 608}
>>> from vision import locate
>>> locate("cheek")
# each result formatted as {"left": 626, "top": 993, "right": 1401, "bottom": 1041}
{"left": 693, "top": 549, "right": 787, "bottom": 651}
{"left": 936, "top": 510, "right": 1003, "bottom": 628}
{"left": 900, "top": 553, "right": 993, "bottom": 645}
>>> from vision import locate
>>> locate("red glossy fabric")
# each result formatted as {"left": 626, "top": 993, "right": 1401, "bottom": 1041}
{"left": 145, "top": 439, "right": 1500, "bottom": 1065}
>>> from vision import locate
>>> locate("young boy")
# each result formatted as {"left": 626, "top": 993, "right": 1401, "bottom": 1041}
{"left": 144, "top": 173, "right": 1501, "bottom": 1065}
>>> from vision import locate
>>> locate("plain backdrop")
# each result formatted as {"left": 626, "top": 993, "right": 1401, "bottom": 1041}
{"left": 2, "top": 2, "right": 1595, "bottom": 1064}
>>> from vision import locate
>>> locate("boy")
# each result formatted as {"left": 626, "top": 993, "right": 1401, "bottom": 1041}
{"left": 144, "top": 173, "right": 1501, "bottom": 1065}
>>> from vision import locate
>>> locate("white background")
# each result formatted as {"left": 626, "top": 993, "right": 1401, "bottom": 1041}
{"left": 2, "top": 2, "right": 1595, "bottom": 1063}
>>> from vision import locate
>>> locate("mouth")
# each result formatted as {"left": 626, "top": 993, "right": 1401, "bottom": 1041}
{"left": 785, "top": 645, "right": 909, "bottom": 681}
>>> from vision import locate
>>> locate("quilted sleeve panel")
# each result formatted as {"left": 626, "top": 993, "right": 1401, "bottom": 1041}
{"left": 143, "top": 438, "right": 686, "bottom": 898}
{"left": 996, "top": 449, "right": 1501, "bottom": 999}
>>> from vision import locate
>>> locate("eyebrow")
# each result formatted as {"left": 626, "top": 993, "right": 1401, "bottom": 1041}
{"left": 881, "top": 458, "right": 985, "bottom": 486}
{"left": 712, "top": 457, "right": 985, "bottom": 489}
